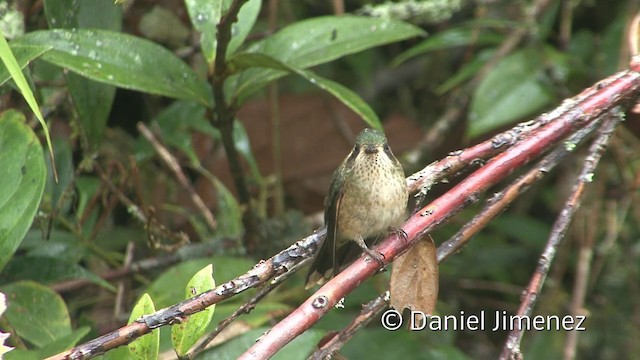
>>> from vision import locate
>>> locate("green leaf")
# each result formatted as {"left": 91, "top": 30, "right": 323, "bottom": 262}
{"left": 1, "top": 281, "right": 71, "bottom": 348}
{"left": 43, "top": 0, "right": 122, "bottom": 30}
{"left": 0, "top": 110, "right": 46, "bottom": 271}
{"left": 143, "top": 101, "right": 212, "bottom": 164}
{"left": 232, "top": 120, "right": 262, "bottom": 182}
{"left": 0, "top": 36, "right": 55, "bottom": 178}
{"left": 185, "top": 0, "right": 228, "bottom": 64}
{"left": 186, "top": 0, "right": 261, "bottom": 64}
{"left": 12, "top": 29, "right": 213, "bottom": 106}
{"left": 1, "top": 256, "right": 115, "bottom": 291}
{"left": 213, "top": 178, "right": 242, "bottom": 238}
{"left": 391, "top": 27, "right": 503, "bottom": 67}
{"left": 199, "top": 327, "right": 325, "bottom": 360}
{"left": 146, "top": 257, "right": 254, "bottom": 308}
{"left": 468, "top": 48, "right": 556, "bottom": 138}
{"left": 44, "top": 0, "right": 122, "bottom": 151}
{"left": 43, "top": 138, "right": 74, "bottom": 214}
{"left": 67, "top": 69, "right": 116, "bottom": 150}
{"left": 436, "top": 49, "right": 493, "bottom": 95}
{"left": 229, "top": 15, "right": 425, "bottom": 100}
{"left": 38, "top": 327, "right": 91, "bottom": 358}
{"left": 227, "top": 0, "right": 261, "bottom": 56}
{"left": 230, "top": 53, "right": 381, "bottom": 129}
{"left": 171, "top": 264, "right": 216, "bottom": 356}
{"left": 0, "top": 44, "right": 51, "bottom": 85}
{"left": 128, "top": 293, "right": 159, "bottom": 360}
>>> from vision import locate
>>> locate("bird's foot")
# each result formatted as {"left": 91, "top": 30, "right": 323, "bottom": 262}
{"left": 388, "top": 226, "right": 408, "bottom": 243}
{"left": 362, "top": 246, "right": 386, "bottom": 268}
{"left": 355, "top": 236, "right": 386, "bottom": 269}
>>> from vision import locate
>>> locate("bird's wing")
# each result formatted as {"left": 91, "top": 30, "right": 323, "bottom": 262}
{"left": 305, "top": 165, "right": 345, "bottom": 287}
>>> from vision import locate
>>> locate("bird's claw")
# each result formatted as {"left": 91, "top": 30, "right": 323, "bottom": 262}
{"left": 388, "top": 226, "right": 408, "bottom": 243}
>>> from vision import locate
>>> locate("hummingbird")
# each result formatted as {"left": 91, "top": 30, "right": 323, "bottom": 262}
{"left": 306, "top": 128, "right": 408, "bottom": 288}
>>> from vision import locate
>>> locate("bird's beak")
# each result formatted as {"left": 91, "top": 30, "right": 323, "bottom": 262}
{"left": 364, "top": 145, "right": 379, "bottom": 154}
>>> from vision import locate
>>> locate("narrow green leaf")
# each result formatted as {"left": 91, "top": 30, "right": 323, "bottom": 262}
{"left": 0, "top": 110, "right": 46, "bottom": 271}
{"left": 44, "top": 0, "right": 122, "bottom": 151}
{"left": 0, "top": 44, "right": 50, "bottom": 85}
{"left": 391, "top": 27, "right": 503, "bottom": 67}
{"left": 185, "top": 0, "right": 228, "bottom": 64}
{"left": 468, "top": 48, "right": 557, "bottom": 138}
{"left": 171, "top": 264, "right": 216, "bottom": 356}
{"left": 213, "top": 179, "right": 242, "bottom": 238}
{"left": 227, "top": 0, "right": 261, "bottom": 55}
{"left": 230, "top": 53, "right": 381, "bottom": 129}
{"left": 12, "top": 29, "right": 213, "bottom": 106}
{"left": 67, "top": 73, "right": 116, "bottom": 150}
{"left": 1, "top": 281, "right": 71, "bottom": 348}
{"left": 0, "top": 36, "right": 55, "bottom": 179}
{"left": 232, "top": 120, "right": 263, "bottom": 182}
{"left": 229, "top": 15, "right": 425, "bottom": 100}
{"left": 435, "top": 49, "right": 494, "bottom": 95}
{"left": 128, "top": 293, "right": 159, "bottom": 360}
{"left": 186, "top": 0, "right": 261, "bottom": 64}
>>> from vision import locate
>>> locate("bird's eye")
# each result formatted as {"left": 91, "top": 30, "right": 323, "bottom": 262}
{"left": 383, "top": 144, "right": 390, "bottom": 151}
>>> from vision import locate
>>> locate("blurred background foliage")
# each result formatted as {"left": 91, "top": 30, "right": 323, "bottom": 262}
{"left": 1, "top": 0, "right": 639, "bottom": 359}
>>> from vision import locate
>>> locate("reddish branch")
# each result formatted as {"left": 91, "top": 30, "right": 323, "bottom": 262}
{"left": 49, "top": 60, "right": 640, "bottom": 360}
{"left": 238, "top": 62, "right": 640, "bottom": 359}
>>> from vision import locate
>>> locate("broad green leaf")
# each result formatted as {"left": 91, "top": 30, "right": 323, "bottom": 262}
{"left": 1, "top": 281, "right": 71, "bottom": 348}
{"left": 392, "top": 27, "right": 503, "bottom": 66}
{"left": 128, "top": 293, "right": 159, "bottom": 360}
{"left": 12, "top": 29, "right": 213, "bottom": 106}
{"left": 5, "top": 350, "right": 41, "bottom": 360}
{"left": 468, "top": 48, "right": 557, "bottom": 137}
{"left": 0, "top": 111, "right": 46, "bottom": 271}
{"left": 38, "top": 327, "right": 91, "bottom": 358}
{"left": 0, "top": 36, "right": 55, "bottom": 178}
{"left": 0, "top": 44, "right": 50, "bottom": 85}
{"left": 231, "top": 52, "right": 381, "bottom": 129}
{"left": 171, "top": 264, "right": 216, "bottom": 356}
{"left": 229, "top": 16, "right": 425, "bottom": 100}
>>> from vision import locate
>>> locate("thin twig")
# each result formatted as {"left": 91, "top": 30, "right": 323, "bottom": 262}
{"left": 137, "top": 122, "right": 217, "bottom": 231}
{"left": 309, "top": 292, "right": 390, "bottom": 360}
{"left": 499, "top": 109, "right": 624, "bottom": 360}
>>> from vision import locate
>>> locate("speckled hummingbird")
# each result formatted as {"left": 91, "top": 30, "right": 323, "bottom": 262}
{"left": 305, "top": 128, "right": 408, "bottom": 288}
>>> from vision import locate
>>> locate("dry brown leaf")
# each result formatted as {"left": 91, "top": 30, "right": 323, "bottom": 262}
{"left": 389, "top": 236, "right": 438, "bottom": 314}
